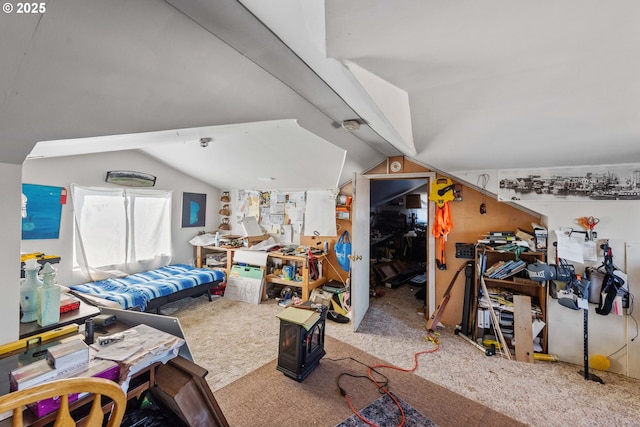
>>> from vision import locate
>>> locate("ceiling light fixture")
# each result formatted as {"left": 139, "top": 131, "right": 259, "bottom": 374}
{"left": 341, "top": 120, "right": 361, "bottom": 132}
{"left": 199, "top": 137, "right": 212, "bottom": 148}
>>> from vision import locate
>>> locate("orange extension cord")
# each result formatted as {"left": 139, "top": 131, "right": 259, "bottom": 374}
{"left": 341, "top": 331, "right": 441, "bottom": 427}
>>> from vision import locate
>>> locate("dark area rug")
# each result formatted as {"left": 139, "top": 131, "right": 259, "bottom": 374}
{"left": 335, "top": 392, "right": 437, "bottom": 427}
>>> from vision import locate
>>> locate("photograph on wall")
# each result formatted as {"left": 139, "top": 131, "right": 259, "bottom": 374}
{"left": 21, "top": 183, "right": 64, "bottom": 240}
{"left": 181, "top": 192, "right": 207, "bottom": 227}
{"left": 498, "top": 163, "right": 640, "bottom": 202}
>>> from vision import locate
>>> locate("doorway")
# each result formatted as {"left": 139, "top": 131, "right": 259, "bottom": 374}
{"left": 368, "top": 176, "right": 433, "bottom": 319}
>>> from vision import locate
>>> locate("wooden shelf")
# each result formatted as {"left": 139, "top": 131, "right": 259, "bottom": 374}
{"left": 473, "top": 248, "right": 548, "bottom": 354}
{"left": 265, "top": 253, "right": 327, "bottom": 301}
{"left": 195, "top": 246, "right": 327, "bottom": 302}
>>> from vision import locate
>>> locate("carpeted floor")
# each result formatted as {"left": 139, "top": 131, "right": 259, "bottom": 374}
{"left": 213, "top": 335, "right": 523, "bottom": 427}
{"left": 163, "top": 282, "right": 640, "bottom": 426}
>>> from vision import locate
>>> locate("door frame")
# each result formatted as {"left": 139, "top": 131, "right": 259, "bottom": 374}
{"left": 355, "top": 171, "right": 436, "bottom": 324}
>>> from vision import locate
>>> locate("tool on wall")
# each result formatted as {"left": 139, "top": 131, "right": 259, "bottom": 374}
{"left": 577, "top": 216, "right": 599, "bottom": 240}
{"left": 430, "top": 177, "right": 455, "bottom": 270}
{"left": 477, "top": 174, "right": 489, "bottom": 215}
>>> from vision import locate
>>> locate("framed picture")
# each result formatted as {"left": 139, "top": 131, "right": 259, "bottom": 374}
{"left": 182, "top": 192, "right": 207, "bottom": 228}
{"left": 498, "top": 163, "right": 640, "bottom": 202}
{"left": 21, "top": 184, "right": 64, "bottom": 240}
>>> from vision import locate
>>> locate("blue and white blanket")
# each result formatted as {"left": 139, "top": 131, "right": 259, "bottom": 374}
{"left": 70, "top": 264, "right": 225, "bottom": 311}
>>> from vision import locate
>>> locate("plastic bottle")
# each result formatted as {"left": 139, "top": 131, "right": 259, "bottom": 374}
{"left": 214, "top": 231, "right": 220, "bottom": 247}
{"left": 20, "top": 258, "right": 41, "bottom": 323}
{"left": 37, "top": 262, "right": 61, "bottom": 327}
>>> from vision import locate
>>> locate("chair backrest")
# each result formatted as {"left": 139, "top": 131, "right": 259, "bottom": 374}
{"left": 0, "top": 376, "right": 126, "bottom": 427}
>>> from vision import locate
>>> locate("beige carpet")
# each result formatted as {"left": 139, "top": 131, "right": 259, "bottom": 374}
{"left": 163, "top": 283, "right": 640, "bottom": 427}
{"left": 213, "top": 335, "right": 524, "bottom": 427}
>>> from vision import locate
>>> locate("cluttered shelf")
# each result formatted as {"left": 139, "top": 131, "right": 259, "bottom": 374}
{"left": 473, "top": 246, "right": 548, "bottom": 355}
{"left": 196, "top": 244, "right": 327, "bottom": 302}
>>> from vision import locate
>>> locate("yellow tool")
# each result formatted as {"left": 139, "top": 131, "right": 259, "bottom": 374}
{"left": 534, "top": 353, "right": 559, "bottom": 362}
{"left": 0, "top": 324, "right": 79, "bottom": 356}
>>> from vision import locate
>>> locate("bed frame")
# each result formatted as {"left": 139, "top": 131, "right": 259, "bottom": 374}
{"left": 142, "top": 282, "right": 214, "bottom": 314}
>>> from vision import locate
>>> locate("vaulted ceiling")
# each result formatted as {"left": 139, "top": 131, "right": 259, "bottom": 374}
{"left": 5, "top": 0, "right": 640, "bottom": 190}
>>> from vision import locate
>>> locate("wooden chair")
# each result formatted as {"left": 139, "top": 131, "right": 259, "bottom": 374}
{"left": 0, "top": 377, "right": 126, "bottom": 427}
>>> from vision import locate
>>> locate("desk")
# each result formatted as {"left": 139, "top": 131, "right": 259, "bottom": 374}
{"left": 2, "top": 321, "right": 184, "bottom": 426}
{"left": 19, "top": 300, "right": 100, "bottom": 340}
{"left": 195, "top": 246, "right": 327, "bottom": 301}
{"left": 1, "top": 362, "right": 160, "bottom": 427}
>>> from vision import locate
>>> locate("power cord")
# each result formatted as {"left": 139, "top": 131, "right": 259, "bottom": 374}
{"left": 327, "top": 331, "right": 441, "bottom": 427}
{"left": 607, "top": 293, "right": 638, "bottom": 358}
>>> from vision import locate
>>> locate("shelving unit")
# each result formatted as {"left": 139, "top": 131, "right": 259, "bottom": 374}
{"left": 472, "top": 247, "right": 548, "bottom": 354}
{"left": 336, "top": 195, "right": 351, "bottom": 220}
{"left": 265, "top": 252, "right": 327, "bottom": 301}
{"left": 195, "top": 245, "right": 327, "bottom": 302}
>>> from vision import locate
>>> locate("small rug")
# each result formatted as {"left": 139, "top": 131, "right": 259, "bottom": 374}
{"left": 335, "top": 392, "right": 437, "bottom": 427}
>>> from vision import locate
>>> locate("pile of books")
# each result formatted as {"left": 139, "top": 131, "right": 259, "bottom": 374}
{"left": 478, "top": 231, "right": 516, "bottom": 245}
{"left": 484, "top": 259, "right": 527, "bottom": 280}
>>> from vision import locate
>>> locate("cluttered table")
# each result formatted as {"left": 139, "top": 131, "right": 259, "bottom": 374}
{"left": 19, "top": 298, "right": 100, "bottom": 340}
{"left": 196, "top": 244, "right": 327, "bottom": 302}
{"left": 1, "top": 311, "right": 188, "bottom": 426}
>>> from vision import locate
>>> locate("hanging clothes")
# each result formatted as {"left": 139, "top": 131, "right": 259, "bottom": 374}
{"left": 432, "top": 201, "right": 453, "bottom": 269}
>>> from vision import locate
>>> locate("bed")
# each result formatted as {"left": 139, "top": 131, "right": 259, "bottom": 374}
{"left": 69, "top": 264, "right": 225, "bottom": 313}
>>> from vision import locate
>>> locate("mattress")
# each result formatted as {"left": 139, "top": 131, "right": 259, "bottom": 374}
{"left": 70, "top": 264, "right": 225, "bottom": 311}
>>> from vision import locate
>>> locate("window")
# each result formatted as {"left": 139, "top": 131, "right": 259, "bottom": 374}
{"left": 71, "top": 184, "right": 172, "bottom": 281}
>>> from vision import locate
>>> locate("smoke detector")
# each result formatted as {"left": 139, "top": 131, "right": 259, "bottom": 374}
{"left": 341, "top": 120, "right": 361, "bottom": 132}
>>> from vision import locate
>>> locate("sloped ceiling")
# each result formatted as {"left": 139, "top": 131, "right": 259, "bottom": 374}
{"left": 6, "top": 0, "right": 640, "bottom": 190}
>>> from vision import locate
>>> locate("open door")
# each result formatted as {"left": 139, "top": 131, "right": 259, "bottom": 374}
{"left": 350, "top": 173, "right": 371, "bottom": 331}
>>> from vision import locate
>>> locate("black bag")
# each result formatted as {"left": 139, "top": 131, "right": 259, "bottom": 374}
{"left": 595, "top": 272, "right": 625, "bottom": 315}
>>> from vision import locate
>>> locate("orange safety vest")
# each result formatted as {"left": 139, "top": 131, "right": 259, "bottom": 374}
{"left": 431, "top": 202, "right": 453, "bottom": 269}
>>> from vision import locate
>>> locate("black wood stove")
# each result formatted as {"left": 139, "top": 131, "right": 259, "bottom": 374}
{"left": 276, "top": 306, "right": 327, "bottom": 382}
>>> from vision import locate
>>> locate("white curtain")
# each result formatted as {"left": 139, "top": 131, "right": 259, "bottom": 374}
{"left": 71, "top": 184, "right": 172, "bottom": 281}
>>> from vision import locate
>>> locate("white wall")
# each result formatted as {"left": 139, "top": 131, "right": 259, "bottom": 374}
{"left": 0, "top": 163, "right": 23, "bottom": 343}
{"left": 517, "top": 199, "right": 640, "bottom": 376}
{"left": 447, "top": 169, "right": 640, "bottom": 376}
{"left": 21, "top": 150, "right": 221, "bottom": 286}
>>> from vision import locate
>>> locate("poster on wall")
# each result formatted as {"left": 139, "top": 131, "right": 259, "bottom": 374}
{"left": 21, "top": 184, "right": 64, "bottom": 240}
{"left": 181, "top": 192, "right": 207, "bottom": 228}
{"left": 498, "top": 163, "right": 640, "bottom": 202}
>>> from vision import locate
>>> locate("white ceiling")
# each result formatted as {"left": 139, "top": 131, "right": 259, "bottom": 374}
{"left": 5, "top": 0, "right": 640, "bottom": 190}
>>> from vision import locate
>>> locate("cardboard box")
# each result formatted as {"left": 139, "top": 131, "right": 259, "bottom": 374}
{"left": 245, "top": 234, "right": 269, "bottom": 247}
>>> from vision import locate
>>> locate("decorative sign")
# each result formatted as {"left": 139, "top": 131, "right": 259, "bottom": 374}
{"left": 21, "top": 184, "right": 63, "bottom": 240}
